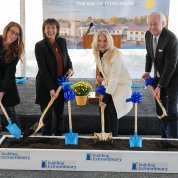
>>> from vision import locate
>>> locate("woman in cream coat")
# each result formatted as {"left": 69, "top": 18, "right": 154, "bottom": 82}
{"left": 92, "top": 29, "right": 132, "bottom": 136}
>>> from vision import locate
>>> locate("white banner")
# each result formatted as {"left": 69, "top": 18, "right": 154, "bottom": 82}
{"left": 0, "top": 135, "right": 178, "bottom": 173}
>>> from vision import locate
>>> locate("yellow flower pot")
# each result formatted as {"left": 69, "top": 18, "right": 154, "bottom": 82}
{"left": 76, "top": 95, "right": 88, "bottom": 106}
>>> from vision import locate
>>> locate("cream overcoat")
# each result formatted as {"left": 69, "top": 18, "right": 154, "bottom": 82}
{"left": 95, "top": 49, "right": 133, "bottom": 119}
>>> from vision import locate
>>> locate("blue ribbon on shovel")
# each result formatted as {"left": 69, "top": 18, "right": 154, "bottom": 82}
{"left": 96, "top": 85, "right": 106, "bottom": 95}
{"left": 63, "top": 85, "right": 76, "bottom": 102}
{"left": 62, "top": 81, "right": 78, "bottom": 145}
{"left": 126, "top": 91, "right": 142, "bottom": 103}
{"left": 126, "top": 91, "right": 142, "bottom": 148}
{"left": 144, "top": 77, "right": 157, "bottom": 88}
{"left": 57, "top": 76, "right": 67, "bottom": 85}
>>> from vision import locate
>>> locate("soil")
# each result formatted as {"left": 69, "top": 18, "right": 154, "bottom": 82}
{"left": 1, "top": 137, "right": 178, "bottom": 151}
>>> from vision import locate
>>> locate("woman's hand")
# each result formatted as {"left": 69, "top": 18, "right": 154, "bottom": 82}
{"left": 0, "top": 92, "right": 5, "bottom": 102}
{"left": 50, "top": 89, "right": 58, "bottom": 99}
{"left": 66, "top": 69, "right": 74, "bottom": 78}
{"left": 99, "top": 101, "right": 106, "bottom": 109}
{"left": 96, "top": 75, "right": 104, "bottom": 84}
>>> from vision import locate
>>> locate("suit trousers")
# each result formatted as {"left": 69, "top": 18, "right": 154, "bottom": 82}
{"left": 156, "top": 86, "right": 178, "bottom": 138}
{"left": 103, "top": 98, "right": 118, "bottom": 137}
{"left": 40, "top": 91, "right": 65, "bottom": 136}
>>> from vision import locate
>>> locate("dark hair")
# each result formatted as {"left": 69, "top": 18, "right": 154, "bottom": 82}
{"left": 42, "top": 18, "right": 60, "bottom": 39}
{"left": 2, "top": 21, "right": 24, "bottom": 62}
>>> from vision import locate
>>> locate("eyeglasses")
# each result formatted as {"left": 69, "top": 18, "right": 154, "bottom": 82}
{"left": 9, "top": 29, "right": 20, "bottom": 38}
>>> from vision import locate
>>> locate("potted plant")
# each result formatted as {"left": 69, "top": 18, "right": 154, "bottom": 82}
{"left": 71, "top": 81, "right": 93, "bottom": 106}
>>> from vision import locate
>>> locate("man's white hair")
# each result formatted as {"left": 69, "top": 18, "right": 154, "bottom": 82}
{"left": 147, "top": 12, "right": 167, "bottom": 27}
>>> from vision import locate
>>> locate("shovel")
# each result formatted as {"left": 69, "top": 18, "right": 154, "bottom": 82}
{"left": 23, "top": 85, "right": 62, "bottom": 138}
{"left": 149, "top": 85, "right": 167, "bottom": 119}
{"left": 64, "top": 100, "right": 78, "bottom": 145}
{"left": 94, "top": 96, "right": 112, "bottom": 142}
{"left": 129, "top": 103, "right": 142, "bottom": 148}
{"left": 142, "top": 76, "right": 167, "bottom": 119}
{"left": 0, "top": 102, "right": 21, "bottom": 139}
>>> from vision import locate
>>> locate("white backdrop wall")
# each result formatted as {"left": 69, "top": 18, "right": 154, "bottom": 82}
{"left": 0, "top": 0, "right": 178, "bottom": 78}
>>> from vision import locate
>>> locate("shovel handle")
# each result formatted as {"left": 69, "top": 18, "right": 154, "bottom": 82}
{"left": 99, "top": 95, "right": 105, "bottom": 132}
{"left": 101, "top": 105, "right": 105, "bottom": 132}
{"left": 68, "top": 100, "right": 72, "bottom": 129}
{"left": 38, "top": 86, "right": 62, "bottom": 126}
{"left": 0, "top": 101, "right": 9, "bottom": 119}
{"left": 149, "top": 85, "right": 167, "bottom": 119}
{"left": 134, "top": 103, "right": 138, "bottom": 132}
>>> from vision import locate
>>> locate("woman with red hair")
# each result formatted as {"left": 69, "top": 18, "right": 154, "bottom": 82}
{"left": 0, "top": 21, "right": 24, "bottom": 134}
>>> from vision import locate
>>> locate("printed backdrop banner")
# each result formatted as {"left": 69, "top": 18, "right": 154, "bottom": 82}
{"left": 43, "top": 0, "right": 170, "bottom": 49}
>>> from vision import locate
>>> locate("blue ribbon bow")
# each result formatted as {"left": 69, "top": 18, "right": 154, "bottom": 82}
{"left": 62, "top": 82, "right": 75, "bottom": 101}
{"left": 63, "top": 86, "right": 76, "bottom": 101}
{"left": 96, "top": 85, "right": 106, "bottom": 95}
{"left": 57, "top": 76, "right": 67, "bottom": 86}
{"left": 126, "top": 91, "right": 142, "bottom": 103}
{"left": 145, "top": 77, "right": 157, "bottom": 88}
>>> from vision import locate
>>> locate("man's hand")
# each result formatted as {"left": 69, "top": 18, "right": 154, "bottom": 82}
{"left": 142, "top": 72, "right": 150, "bottom": 80}
{"left": 154, "top": 86, "right": 160, "bottom": 99}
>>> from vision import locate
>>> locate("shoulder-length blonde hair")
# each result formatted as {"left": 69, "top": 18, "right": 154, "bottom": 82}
{"left": 3, "top": 21, "right": 24, "bottom": 62}
{"left": 92, "top": 29, "right": 119, "bottom": 60}
{"left": 92, "top": 29, "right": 116, "bottom": 52}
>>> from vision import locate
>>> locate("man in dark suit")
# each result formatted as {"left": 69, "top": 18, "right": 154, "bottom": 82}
{"left": 142, "top": 12, "right": 178, "bottom": 138}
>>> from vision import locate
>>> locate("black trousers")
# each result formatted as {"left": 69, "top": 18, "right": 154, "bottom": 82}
{"left": 156, "top": 86, "right": 178, "bottom": 138}
{"left": 40, "top": 91, "right": 65, "bottom": 136}
{"left": 101, "top": 98, "right": 118, "bottom": 137}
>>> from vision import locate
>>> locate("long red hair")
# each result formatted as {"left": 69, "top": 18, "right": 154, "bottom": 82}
{"left": 2, "top": 21, "right": 24, "bottom": 62}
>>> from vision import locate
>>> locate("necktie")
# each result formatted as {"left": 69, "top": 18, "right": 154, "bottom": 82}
{"left": 153, "top": 37, "right": 157, "bottom": 57}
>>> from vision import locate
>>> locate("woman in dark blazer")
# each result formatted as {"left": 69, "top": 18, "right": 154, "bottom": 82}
{"left": 35, "top": 18, "right": 73, "bottom": 136}
{"left": 0, "top": 22, "right": 24, "bottom": 132}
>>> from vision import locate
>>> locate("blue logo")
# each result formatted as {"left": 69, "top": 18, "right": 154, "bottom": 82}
{"left": 132, "top": 162, "right": 139, "bottom": 170}
{"left": 41, "top": 160, "right": 77, "bottom": 169}
{"left": 131, "top": 162, "right": 168, "bottom": 172}
{"left": 86, "top": 152, "right": 122, "bottom": 162}
{"left": 41, "top": 160, "right": 47, "bottom": 168}
{"left": 86, "top": 153, "right": 92, "bottom": 160}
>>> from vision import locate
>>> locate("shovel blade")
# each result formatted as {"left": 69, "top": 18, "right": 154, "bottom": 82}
{"left": 6, "top": 120, "right": 21, "bottom": 139}
{"left": 94, "top": 132, "right": 112, "bottom": 142}
{"left": 129, "top": 132, "right": 142, "bottom": 148}
{"left": 64, "top": 132, "right": 78, "bottom": 145}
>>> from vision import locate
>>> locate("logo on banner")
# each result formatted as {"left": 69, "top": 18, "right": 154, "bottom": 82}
{"left": 132, "top": 162, "right": 168, "bottom": 172}
{"left": 41, "top": 160, "right": 77, "bottom": 169}
{"left": 0, "top": 151, "right": 30, "bottom": 160}
{"left": 86, "top": 152, "right": 122, "bottom": 162}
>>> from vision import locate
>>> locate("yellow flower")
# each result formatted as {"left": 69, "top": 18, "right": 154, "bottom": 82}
{"left": 72, "top": 81, "right": 93, "bottom": 96}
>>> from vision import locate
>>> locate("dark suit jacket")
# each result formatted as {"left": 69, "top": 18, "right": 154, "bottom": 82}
{"left": 35, "top": 37, "right": 72, "bottom": 105}
{"left": 145, "top": 27, "right": 178, "bottom": 89}
{"left": 0, "top": 36, "right": 20, "bottom": 106}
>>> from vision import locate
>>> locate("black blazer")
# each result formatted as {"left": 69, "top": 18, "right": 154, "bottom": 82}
{"left": 145, "top": 27, "right": 178, "bottom": 88}
{"left": 0, "top": 36, "right": 20, "bottom": 106}
{"left": 35, "top": 37, "right": 72, "bottom": 105}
